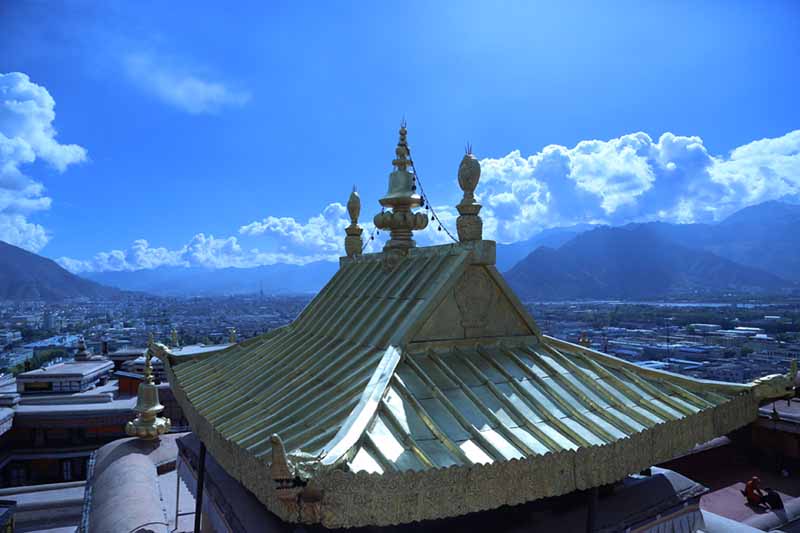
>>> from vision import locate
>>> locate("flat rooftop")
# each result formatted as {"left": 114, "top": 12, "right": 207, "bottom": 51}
{"left": 661, "top": 438, "right": 800, "bottom": 530}
{"left": 170, "top": 343, "right": 232, "bottom": 357}
{"left": 759, "top": 398, "right": 800, "bottom": 424}
{"left": 16, "top": 360, "right": 114, "bottom": 380}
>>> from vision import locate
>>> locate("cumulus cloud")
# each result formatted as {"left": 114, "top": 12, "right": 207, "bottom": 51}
{"left": 59, "top": 235, "right": 250, "bottom": 273}
{"left": 239, "top": 203, "right": 350, "bottom": 253}
{"left": 60, "top": 129, "right": 800, "bottom": 272}
{"left": 477, "top": 129, "right": 800, "bottom": 242}
{"left": 124, "top": 53, "right": 251, "bottom": 114}
{"left": 58, "top": 232, "right": 354, "bottom": 273}
{"left": 60, "top": 202, "right": 386, "bottom": 273}
{"left": 0, "top": 72, "right": 87, "bottom": 251}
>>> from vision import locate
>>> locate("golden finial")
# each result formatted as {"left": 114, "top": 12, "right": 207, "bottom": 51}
{"left": 171, "top": 328, "right": 179, "bottom": 348}
{"left": 126, "top": 344, "right": 171, "bottom": 440}
{"left": 392, "top": 123, "right": 411, "bottom": 171}
{"left": 456, "top": 145, "right": 483, "bottom": 242}
{"left": 143, "top": 346, "right": 155, "bottom": 384}
{"left": 344, "top": 186, "right": 363, "bottom": 258}
{"left": 578, "top": 331, "right": 592, "bottom": 347}
{"left": 75, "top": 336, "right": 90, "bottom": 361}
{"left": 347, "top": 186, "right": 361, "bottom": 225}
{"left": 373, "top": 122, "right": 428, "bottom": 254}
{"left": 229, "top": 327, "right": 237, "bottom": 344}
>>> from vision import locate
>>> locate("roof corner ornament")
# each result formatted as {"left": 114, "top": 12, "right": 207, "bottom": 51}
{"left": 344, "top": 186, "right": 363, "bottom": 258}
{"left": 578, "top": 331, "right": 592, "bottom": 347}
{"left": 373, "top": 123, "right": 428, "bottom": 258}
{"left": 74, "top": 336, "right": 90, "bottom": 362}
{"left": 125, "top": 342, "right": 171, "bottom": 440}
{"left": 171, "top": 328, "right": 180, "bottom": 348}
{"left": 229, "top": 327, "right": 238, "bottom": 344}
{"left": 456, "top": 145, "right": 483, "bottom": 242}
{"left": 750, "top": 359, "right": 797, "bottom": 403}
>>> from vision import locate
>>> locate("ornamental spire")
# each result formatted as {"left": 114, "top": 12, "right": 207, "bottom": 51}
{"left": 126, "top": 342, "right": 171, "bottom": 440}
{"left": 344, "top": 186, "right": 363, "bottom": 258}
{"left": 171, "top": 328, "right": 180, "bottom": 348}
{"left": 373, "top": 123, "right": 428, "bottom": 253}
{"left": 579, "top": 331, "right": 592, "bottom": 347}
{"left": 74, "top": 336, "right": 90, "bottom": 362}
{"left": 455, "top": 145, "right": 483, "bottom": 242}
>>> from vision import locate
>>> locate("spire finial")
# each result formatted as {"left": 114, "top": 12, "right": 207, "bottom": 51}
{"left": 579, "top": 331, "right": 592, "bottom": 347}
{"left": 373, "top": 122, "right": 428, "bottom": 254}
{"left": 392, "top": 122, "right": 411, "bottom": 172}
{"left": 171, "top": 328, "right": 179, "bottom": 348}
{"left": 143, "top": 345, "right": 155, "bottom": 385}
{"left": 126, "top": 344, "right": 171, "bottom": 440}
{"left": 344, "top": 186, "right": 364, "bottom": 258}
{"left": 456, "top": 147, "right": 483, "bottom": 242}
{"left": 75, "top": 336, "right": 90, "bottom": 361}
{"left": 229, "top": 327, "right": 237, "bottom": 344}
{"left": 347, "top": 186, "right": 361, "bottom": 225}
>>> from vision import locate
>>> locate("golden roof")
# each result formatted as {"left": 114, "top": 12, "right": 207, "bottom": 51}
{"left": 158, "top": 240, "right": 792, "bottom": 527}
{"left": 156, "top": 133, "right": 794, "bottom": 527}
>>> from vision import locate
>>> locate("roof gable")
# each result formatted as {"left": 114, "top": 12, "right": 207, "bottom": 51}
{"left": 411, "top": 264, "right": 539, "bottom": 344}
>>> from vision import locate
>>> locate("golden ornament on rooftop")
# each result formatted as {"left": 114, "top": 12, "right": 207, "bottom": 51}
{"left": 125, "top": 346, "right": 170, "bottom": 440}
{"left": 373, "top": 123, "right": 428, "bottom": 252}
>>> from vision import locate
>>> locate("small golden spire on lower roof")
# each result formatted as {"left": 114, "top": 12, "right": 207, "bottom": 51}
{"left": 171, "top": 328, "right": 180, "bottom": 348}
{"left": 578, "top": 331, "right": 592, "bottom": 347}
{"left": 125, "top": 343, "right": 171, "bottom": 440}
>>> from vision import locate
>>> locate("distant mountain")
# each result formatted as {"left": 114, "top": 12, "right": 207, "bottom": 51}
{"left": 0, "top": 240, "right": 119, "bottom": 301}
{"left": 504, "top": 225, "right": 792, "bottom": 301}
{"left": 85, "top": 260, "right": 339, "bottom": 296}
{"left": 78, "top": 200, "right": 800, "bottom": 299}
{"left": 640, "top": 201, "right": 800, "bottom": 282}
{"left": 495, "top": 224, "right": 595, "bottom": 271}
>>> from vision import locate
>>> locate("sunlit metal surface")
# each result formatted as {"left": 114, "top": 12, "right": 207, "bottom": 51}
{"left": 350, "top": 339, "right": 744, "bottom": 473}
{"left": 171, "top": 250, "right": 469, "bottom": 460}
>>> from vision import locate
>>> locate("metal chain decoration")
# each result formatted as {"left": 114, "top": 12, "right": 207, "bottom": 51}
{"left": 406, "top": 146, "right": 459, "bottom": 244}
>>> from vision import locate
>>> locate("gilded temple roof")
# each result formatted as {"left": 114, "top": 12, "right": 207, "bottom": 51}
{"left": 159, "top": 240, "right": 792, "bottom": 528}
{"left": 158, "top": 128, "right": 793, "bottom": 527}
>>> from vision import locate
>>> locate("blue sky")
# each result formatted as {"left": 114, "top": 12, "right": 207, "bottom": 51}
{"left": 1, "top": 1, "right": 798, "bottom": 272}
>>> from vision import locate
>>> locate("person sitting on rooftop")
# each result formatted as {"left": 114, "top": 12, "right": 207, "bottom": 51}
{"left": 745, "top": 476, "right": 766, "bottom": 507}
{"left": 744, "top": 476, "right": 784, "bottom": 510}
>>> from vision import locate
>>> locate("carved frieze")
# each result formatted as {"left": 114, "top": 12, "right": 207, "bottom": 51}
{"left": 454, "top": 268, "right": 496, "bottom": 336}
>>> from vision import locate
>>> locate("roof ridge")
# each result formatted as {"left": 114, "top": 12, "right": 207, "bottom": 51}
{"left": 317, "top": 345, "right": 403, "bottom": 467}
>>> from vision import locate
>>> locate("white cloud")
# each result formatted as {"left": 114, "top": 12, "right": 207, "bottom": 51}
{"left": 0, "top": 72, "right": 87, "bottom": 251}
{"left": 239, "top": 203, "right": 349, "bottom": 253}
{"left": 477, "top": 129, "right": 800, "bottom": 242}
{"left": 59, "top": 233, "right": 347, "bottom": 274}
{"left": 60, "top": 202, "right": 387, "bottom": 273}
{"left": 59, "top": 235, "right": 247, "bottom": 273}
{"left": 125, "top": 53, "right": 251, "bottom": 114}
{"left": 59, "top": 129, "right": 800, "bottom": 273}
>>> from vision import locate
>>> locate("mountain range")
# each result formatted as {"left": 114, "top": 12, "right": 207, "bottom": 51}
{"left": 636, "top": 201, "right": 800, "bottom": 283}
{"left": 0, "top": 240, "right": 119, "bottom": 301}
{"left": 504, "top": 224, "right": 789, "bottom": 301}
{"left": 0, "top": 200, "right": 797, "bottom": 301}
{"left": 85, "top": 261, "right": 338, "bottom": 297}
{"left": 505, "top": 201, "right": 799, "bottom": 300}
